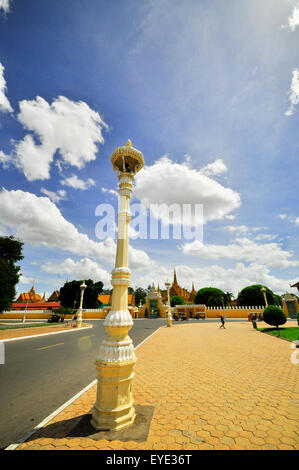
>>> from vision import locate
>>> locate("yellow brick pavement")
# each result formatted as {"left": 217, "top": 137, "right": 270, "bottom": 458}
{"left": 17, "top": 321, "right": 299, "bottom": 450}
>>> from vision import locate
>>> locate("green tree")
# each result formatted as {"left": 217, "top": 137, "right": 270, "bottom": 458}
{"left": 237, "top": 284, "right": 275, "bottom": 306}
{"left": 224, "top": 292, "right": 234, "bottom": 305}
{"left": 0, "top": 236, "right": 24, "bottom": 313}
{"left": 194, "top": 287, "right": 226, "bottom": 306}
{"left": 59, "top": 279, "right": 104, "bottom": 309}
{"left": 263, "top": 305, "right": 287, "bottom": 330}
{"left": 134, "top": 287, "right": 147, "bottom": 306}
{"left": 170, "top": 295, "right": 185, "bottom": 307}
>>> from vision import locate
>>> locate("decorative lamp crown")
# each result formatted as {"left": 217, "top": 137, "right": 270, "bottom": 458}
{"left": 110, "top": 139, "right": 144, "bottom": 175}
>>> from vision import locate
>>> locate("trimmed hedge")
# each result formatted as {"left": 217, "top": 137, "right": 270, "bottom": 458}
{"left": 263, "top": 305, "right": 287, "bottom": 329}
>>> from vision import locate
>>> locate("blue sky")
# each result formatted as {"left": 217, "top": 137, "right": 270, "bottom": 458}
{"left": 0, "top": 0, "right": 298, "bottom": 299}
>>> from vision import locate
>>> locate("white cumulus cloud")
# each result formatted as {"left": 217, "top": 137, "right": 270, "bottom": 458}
{"left": 41, "top": 257, "right": 111, "bottom": 287}
{"left": 285, "top": 69, "right": 299, "bottom": 116}
{"left": 40, "top": 187, "right": 67, "bottom": 203}
{"left": 134, "top": 156, "right": 240, "bottom": 225}
{"left": 287, "top": 2, "right": 299, "bottom": 31}
{"left": 224, "top": 225, "right": 249, "bottom": 234}
{"left": 101, "top": 187, "right": 118, "bottom": 197}
{"left": 0, "top": 62, "right": 13, "bottom": 113}
{"left": 179, "top": 237, "right": 299, "bottom": 268}
{"left": 0, "top": 1, "right": 10, "bottom": 14}
{"left": 0, "top": 150, "right": 11, "bottom": 168}
{"left": 200, "top": 158, "right": 228, "bottom": 177}
{"left": 12, "top": 96, "right": 108, "bottom": 181}
{"left": 19, "top": 274, "right": 38, "bottom": 285}
{"left": 0, "top": 188, "right": 155, "bottom": 271}
{"left": 60, "top": 174, "right": 96, "bottom": 190}
{"left": 130, "top": 262, "right": 296, "bottom": 297}
{"left": 254, "top": 233, "right": 278, "bottom": 241}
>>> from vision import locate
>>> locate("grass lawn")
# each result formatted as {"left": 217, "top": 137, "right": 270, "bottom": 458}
{"left": 0, "top": 322, "right": 62, "bottom": 330}
{"left": 0, "top": 320, "right": 27, "bottom": 323}
{"left": 259, "top": 326, "right": 299, "bottom": 342}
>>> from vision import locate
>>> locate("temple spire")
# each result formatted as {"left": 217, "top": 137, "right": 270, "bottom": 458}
{"left": 173, "top": 267, "right": 178, "bottom": 286}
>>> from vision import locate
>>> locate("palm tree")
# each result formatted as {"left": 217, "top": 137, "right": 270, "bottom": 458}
{"left": 224, "top": 292, "right": 233, "bottom": 306}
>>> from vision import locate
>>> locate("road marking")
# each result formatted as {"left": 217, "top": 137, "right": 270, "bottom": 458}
{"left": 4, "top": 325, "right": 162, "bottom": 451}
{"left": 37, "top": 342, "right": 64, "bottom": 351}
{"left": 81, "top": 334, "right": 95, "bottom": 340}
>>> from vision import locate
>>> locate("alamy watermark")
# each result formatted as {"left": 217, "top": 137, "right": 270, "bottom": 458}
{"left": 95, "top": 202, "right": 204, "bottom": 241}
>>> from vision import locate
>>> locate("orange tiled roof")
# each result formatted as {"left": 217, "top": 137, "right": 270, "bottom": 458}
{"left": 98, "top": 294, "right": 111, "bottom": 304}
{"left": 98, "top": 293, "right": 135, "bottom": 305}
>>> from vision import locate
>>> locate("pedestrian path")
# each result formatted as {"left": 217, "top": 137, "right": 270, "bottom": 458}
{"left": 13, "top": 321, "right": 299, "bottom": 450}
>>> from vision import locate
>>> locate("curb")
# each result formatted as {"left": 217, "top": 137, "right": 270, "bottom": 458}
{"left": 1, "top": 324, "right": 93, "bottom": 343}
{"left": 5, "top": 326, "right": 162, "bottom": 450}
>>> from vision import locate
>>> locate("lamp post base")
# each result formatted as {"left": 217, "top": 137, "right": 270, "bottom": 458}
{"left": 76, "top": 309, "right": 83, "bottom": 328}
{"left": 91, "top": 358, "right": 136, "bottom": 431}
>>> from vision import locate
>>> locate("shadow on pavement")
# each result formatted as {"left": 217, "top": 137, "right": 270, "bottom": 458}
{"left": 22, "top": 405, "right": 155, "bottom": 446}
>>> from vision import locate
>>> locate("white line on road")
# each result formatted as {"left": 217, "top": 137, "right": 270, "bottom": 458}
{"left": 1, "top": 324, "right": 92, "bottom": 343}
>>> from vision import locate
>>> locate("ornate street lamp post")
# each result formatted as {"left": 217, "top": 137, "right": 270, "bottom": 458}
{"left": 22, "top": 300, "right": 29, "bottom": 323}
{"left": 91, "top": 140, "right": 144, "bottom": 431}
{"left": 165, "top": 280, "right": 172, "bottom": 327}
{"left": 261, "top": 286, "right": 268, "bottom": 307}
{"left": 76, "top": 281, "right": 87, "bottom": 328}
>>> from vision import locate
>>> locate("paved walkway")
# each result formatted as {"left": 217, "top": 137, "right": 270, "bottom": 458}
{"left": 14, "top": 321, "right": 299, "bottom": 450}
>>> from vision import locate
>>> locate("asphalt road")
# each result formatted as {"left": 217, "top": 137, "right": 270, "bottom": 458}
{"left": 0, "top": 319, "right": 165, "bottom": 449}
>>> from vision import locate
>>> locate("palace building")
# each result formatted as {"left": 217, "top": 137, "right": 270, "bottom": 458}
{"left": 160, "top": 268, "right": 196, "bottom": 304}
{"left": 138, "top": 269, "right": 197, "bottom": 318}
{"left": 16, "top": 286, "right": 46, "bottom": 303}
{"left": 11, "top": 286, "right": 60, "bottom": 310}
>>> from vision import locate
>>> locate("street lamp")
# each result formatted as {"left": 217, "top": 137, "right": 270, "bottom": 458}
{"left": 22, "top": 300, "right": 29, "bottom": 323}
{"left": 261, "top": 286, "right": 268, "bottom": 307}
{"left": 91, "top": 139, "right": 144, "bottom": 432}
{"left": 165, "top": 280, "right": 172, "bottom": 327}
{"left": 76, "top": 281, "right": 87, "bottom": 328}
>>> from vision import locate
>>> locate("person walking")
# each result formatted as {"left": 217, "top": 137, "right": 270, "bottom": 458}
{"left": 220, "top": 314, "right": 225, "bottom": 329}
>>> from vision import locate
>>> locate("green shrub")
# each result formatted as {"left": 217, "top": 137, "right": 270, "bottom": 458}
{"left": 194, "top": 287, "right": 226, "bottom": 306}
{"left": 170, "top": 296, "right": 185, "bottom": 307}
{"left": 263, "top": 305, "right": 287, "bottom": 330}
{"left": 237, "top": 284, "right": 275, "bottom": 307}
{"left": 55, "top": 306, "right": 74, "bottom": 316}
{"left": 296, "top": 311, "right": 299, "bottom": 326}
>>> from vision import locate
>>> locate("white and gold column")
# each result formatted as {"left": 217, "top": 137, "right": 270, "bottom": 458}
{"left": 165, "top": 280, "right": 172, "bottom": 327}
{"left": 91, "top": 140, "right": 144, "bottom": 431}
{"left": 76, "top": 281, "right": 87, "bottom": 328}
